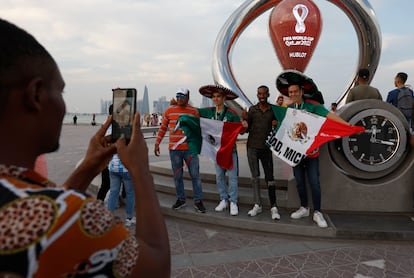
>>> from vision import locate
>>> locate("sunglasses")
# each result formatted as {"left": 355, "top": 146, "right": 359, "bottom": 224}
{"left": 176, "top": 94, "right": 186, "bottom": 99}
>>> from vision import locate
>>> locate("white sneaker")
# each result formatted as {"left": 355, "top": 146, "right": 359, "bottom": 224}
{"left": 290, "top": 206, "right": 310, "bottom": 219}
{"left": 230, "top": 202, "right": 238, "bottom": 216}
{"left": 247, "top": 204, "right": 262, "bottom": 216}
{"left": 125, "top": 217, "right": 136, "bottom": 227}
{"left": 313, "top": 211, "right": 328, "bottom": 228}
{"left": 215, "top": 200, "right": 228, "bottom": 212}
{"left": 270, "top": 207, "right": 280, "bottom": 220}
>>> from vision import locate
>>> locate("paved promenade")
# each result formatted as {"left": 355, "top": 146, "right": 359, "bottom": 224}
{"left": 47, "top": 124, "right": 414, "bottom": 278}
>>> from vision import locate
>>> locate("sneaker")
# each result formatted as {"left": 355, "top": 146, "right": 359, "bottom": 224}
{"left": 247, "top": 204, "right": 262, "bottom": 216}
{"left": 230, "top": 202, "right": 238, "bottom": 216}
{"left": 125, "top": 217, "right": 136, "bottom": 227}
{"left": 215, "top": 200, "right": 228, "bottom": 212}
{"left": 270, "top": 206, "right": 280, "bottom": 220}
{"left": 194, "top": 201, "right": 206, "bottom": 213}
{"left": 172, "top": 199, "right": 186, "bottom": 210}
{"left": 290, "top": 206, "right": 310, "bottom": 219}
{"left": 313, "top": 211, "right": 328, "bottom": 228}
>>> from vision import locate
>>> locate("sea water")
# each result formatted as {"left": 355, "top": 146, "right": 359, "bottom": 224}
{"left": 64, "top": 113, "right": 108, "bottom": 125}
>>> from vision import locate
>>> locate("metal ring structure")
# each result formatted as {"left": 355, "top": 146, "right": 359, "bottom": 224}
{"left": 212, "top": 0, "right": 382, "bottom": 110}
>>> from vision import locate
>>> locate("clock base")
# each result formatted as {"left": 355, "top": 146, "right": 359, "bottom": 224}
{"left": 309, "top": 143, "right": 414, "bottom": 212}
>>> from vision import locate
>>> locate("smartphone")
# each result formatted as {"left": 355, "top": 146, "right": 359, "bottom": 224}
{"left": 112, "top": 88, "right": 137, "bottom": 143}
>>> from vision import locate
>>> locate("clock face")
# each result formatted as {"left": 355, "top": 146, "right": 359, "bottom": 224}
{"left": 342, "top": 109, "right": 406, "bottom": 172}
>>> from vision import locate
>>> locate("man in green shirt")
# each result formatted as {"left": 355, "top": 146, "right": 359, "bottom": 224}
{"left": 198, "top": 85, "right": 247, "bottom": 216}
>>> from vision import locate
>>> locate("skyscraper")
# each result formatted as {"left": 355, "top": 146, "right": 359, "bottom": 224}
{"left": 153, "top": 96, "right": 170, "bottom": 115}
{"left": 142, "top": 85, "right": 150, "bottom": 114}
{"left": 100, "top": 99, "right": 112, "bottom": 114}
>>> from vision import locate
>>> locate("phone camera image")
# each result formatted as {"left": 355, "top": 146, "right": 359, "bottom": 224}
{"left": 112, "top": 88, "right": 137, "bottom": 143}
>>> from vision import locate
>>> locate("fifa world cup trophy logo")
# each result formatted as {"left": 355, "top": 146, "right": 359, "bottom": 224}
{"left": 212, "top": 0, "right": 381, "bottom": 108}
{"left": 269, "top": 0, "right": 322, "bottom": 72}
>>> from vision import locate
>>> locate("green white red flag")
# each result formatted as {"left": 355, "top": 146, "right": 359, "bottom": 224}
{"left": 266, "top": 106, "right": 365, "bottom": 166}
{"left": 177, "top": 115, "right": 243, "bottom": 169}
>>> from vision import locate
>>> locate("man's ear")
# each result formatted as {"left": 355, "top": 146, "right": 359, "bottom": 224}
{"left": 23, "top": 77, "right": 44, "bottom": 112}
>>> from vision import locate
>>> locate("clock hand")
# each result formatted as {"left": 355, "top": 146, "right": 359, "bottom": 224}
{"left": 373, "top": 139, "right": 394, "bottom": 146}
{"left": 370, "top": 126, "right": 377, "bottom": 142}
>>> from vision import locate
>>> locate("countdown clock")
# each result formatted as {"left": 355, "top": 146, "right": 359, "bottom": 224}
{"left": 342, "top": 109, "right": 406, "bottom": 172}
{"left": 328, "top": 100, "right": 409, "bottom": 180}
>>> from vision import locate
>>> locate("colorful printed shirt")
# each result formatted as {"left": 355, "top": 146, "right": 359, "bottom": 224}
{"left": 156, "top": 104, "right": 200, "bottom": 150}
{"left": 0, "top": 165, "right": 138, "bottom": 277}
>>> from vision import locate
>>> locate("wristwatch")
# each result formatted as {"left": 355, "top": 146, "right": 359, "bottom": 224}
{"left": 328, "top": 100, "right": 409, "bottom": 179}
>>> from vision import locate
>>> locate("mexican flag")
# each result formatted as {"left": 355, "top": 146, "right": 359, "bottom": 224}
{"left": 266, "top": 106, "right": 365, "bottom": 166}
{"left": 178, "top": 115, "right": 243, "bottom": 169}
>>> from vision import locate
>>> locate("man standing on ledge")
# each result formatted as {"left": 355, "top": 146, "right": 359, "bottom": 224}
{"left": 242, "top": 85, "right": 280, "bottom": 221}
{"left": 154, "top": 88, "right": 206, "bottom": 213}
{"left": 276, "top": 70, "right": 350, "bottom": 228}
{"left": 198, "top": 84, "right": 247, "bottom": 216}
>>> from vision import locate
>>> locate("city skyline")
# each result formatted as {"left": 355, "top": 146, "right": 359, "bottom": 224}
{"left": 2, "top": 1, "right": 414, "bottom": 113}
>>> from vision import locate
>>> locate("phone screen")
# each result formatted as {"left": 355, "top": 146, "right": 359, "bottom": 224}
{"left": 112, "top": 88, "right": 137, "bottom": 143}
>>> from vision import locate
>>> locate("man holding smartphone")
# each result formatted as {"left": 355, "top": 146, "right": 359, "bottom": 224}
{"left": 0, "top": 18, "right": 170, "bottom": 276}
{"left": 154, "top": 88, "right": 206, "bottom": 213}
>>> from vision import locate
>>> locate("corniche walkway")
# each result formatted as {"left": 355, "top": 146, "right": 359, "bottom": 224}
{"left": 47, "top": 124, "right": 414, "bottom": 278}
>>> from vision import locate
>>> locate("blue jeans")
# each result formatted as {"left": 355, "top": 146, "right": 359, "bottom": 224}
{"left": 169, "top": 150, "right": 203, "bottom": 202}
{"left": 107, "top": 171, "right": 135, "bottom": 218}
{"left": 215, "top": 151, "right": 238, "bottom": 204}
{"left": 293, "top": 156, "right": 321, "bottom": 211}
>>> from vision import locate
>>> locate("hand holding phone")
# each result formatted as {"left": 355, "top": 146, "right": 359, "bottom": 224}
{"left": 112, "top": 88, "right": 137, "bottom": 143}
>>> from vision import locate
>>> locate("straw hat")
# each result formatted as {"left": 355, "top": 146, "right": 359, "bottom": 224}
{"left": 199, "top": 84, "right": 238, "bottom": 100}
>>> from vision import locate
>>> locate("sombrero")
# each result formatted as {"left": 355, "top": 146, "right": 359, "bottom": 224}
{"left": 199, "top": 84, "right": 238, "bottom": 100}
{"left": 276, "top": 69, "right": 325, "bottom": 104}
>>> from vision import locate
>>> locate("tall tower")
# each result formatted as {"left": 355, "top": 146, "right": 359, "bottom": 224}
{"left": 142, "top": 85, "right": 150, "bottom": 114}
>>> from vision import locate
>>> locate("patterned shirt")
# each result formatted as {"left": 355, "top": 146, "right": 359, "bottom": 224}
{"left": 106, "top": 125, "right": 128, "bottom": 173}
{"left": 0, "top": 165, "right": 138, "bottom": 277}
{"left": 109, "top": 154, "right": 128, "bottom": 173}
{"left": 156, "top": 104, "right": 200, "bottom": 150}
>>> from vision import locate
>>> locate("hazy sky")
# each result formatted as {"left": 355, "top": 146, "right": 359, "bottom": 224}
{"left": 2, "top": 0, "right": 413, "bottom": 113}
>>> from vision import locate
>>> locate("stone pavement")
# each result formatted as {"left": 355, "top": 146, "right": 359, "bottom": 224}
{"left": 46, "top": 124, "right": 414, "bottom": 277}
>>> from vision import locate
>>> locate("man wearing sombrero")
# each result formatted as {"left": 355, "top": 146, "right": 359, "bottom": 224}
{"left": 198, "top": 84, "right": 247, "bottom": 216}
{"left": 276, "top": 70, "right": 349, "bottom": 228}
